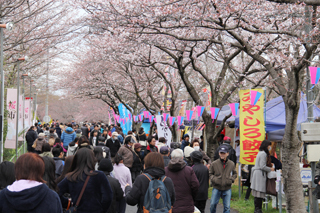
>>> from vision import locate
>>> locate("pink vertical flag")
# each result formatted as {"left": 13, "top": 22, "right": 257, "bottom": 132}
{"left": 250, "top": 90, "right": 262, "bottom": 106}
{"left": 185, "top": 110, "right": 193, "bottom": 121}
{"left": 163, "top": 113, "right": 169, "bottom": 125}
{"left": 139, "top": 114, "right": 143, "bottom": 122}
{"left": 210, "top": 107, "right": 220, "bottom": 123}
{"left": 229, "top": 103, "right": 239, "bottom": 117}
{"left": 169, "top": 117, "right": 176, "bottom": 127}
{"left": 143, "top": 111, "right": 149, "bottom": 119}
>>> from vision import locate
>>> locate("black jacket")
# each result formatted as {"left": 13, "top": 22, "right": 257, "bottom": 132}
{"left": 58, "top": 171, "right": 112, "bottom": 213}
{"left": 81, "top": 126, "right": 89, "bottom": 138}
{"left": 106, "top": 138, "right": 121, "bottom": 157}
{"left": 55, "top": 126, "right": 62, "bottom": 138}
{"left": 131, "top": 151, "right": 143, "bottom": 172}
{"left": 0, "top": 183, "right": 62, "bottom": 213}
{"left": 103, "top": 172, "right": 123, "bottom": 213}
{"left": 37, "top": 126, "right": 43, "bottom": 134}
{"left": 25, "top": 130, "right": 37, "bottom": 145}
{"left": 137, "top": 131, "right": 147, "bottom": 142}
{"left": 125, "top": 167, "right": 176, "bottom": 213}
{"left": 192, "top": 162, "right": 209, "bottom": 201}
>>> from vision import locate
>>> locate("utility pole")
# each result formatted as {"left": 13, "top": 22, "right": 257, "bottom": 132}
{"left": 45, "top": 48, "right": 49, "bottom": 120}
{"left": 305, "top": 5, "right": 318, "bottom": 213}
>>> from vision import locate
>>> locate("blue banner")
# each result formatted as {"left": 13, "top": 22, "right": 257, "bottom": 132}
{"left": 118, "top": 103, "right": 132, "bottom": 135}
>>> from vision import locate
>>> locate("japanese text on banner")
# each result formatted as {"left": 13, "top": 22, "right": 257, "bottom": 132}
{"left": 239, "top": 89, "right": 265, "bottom": 165}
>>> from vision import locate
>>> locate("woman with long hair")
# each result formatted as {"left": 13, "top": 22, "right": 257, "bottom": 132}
{"left": 56, "top": 156, "right": 74, "bottom": 184}
{"left": 250, "top": 140, "right": 274, "bottom": 213}
{"left": 0, "top": 153, "right": 62, "bottom": 212}
{"left": 113, "top": 154, "right": 132, "bottom": 213}
{"left": 57, "top": 148, "right": 112, "bottom": 213}
{"left": 42, "top": 156, "right": 58, "bottom": 192}
{"left": 0, "top": 161, "right": 15, "bottom": 190}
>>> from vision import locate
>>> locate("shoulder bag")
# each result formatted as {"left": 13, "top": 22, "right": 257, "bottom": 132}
{"left": 66, "top": 172, "right": 92, "bottom": 212}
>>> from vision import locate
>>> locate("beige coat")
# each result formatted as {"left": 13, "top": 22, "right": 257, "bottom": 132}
{"left": 117, "top": 145, "right": 134, "bottom": 168}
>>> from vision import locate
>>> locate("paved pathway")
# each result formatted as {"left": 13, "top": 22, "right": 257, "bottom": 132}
{"left": 125, "top": 199, "right": 238, "bottom": 213}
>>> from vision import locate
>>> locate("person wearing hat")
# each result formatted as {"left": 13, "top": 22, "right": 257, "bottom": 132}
{"left": 98, "top": 158, "right": 124, "bottom": 213}
{"left": 191, "top": 151, "right": 209, "bottom": 213}
{"left": 180, "top": 134, "right": 190, "bottom": 151}
{"left": 106, "top": 132, "right": 121, "bottom": 160}
{"left": 213, "top": 136, "right": 237, "bottom": 165}
{"left": 209, "top": 144, "right": 237, "bottom": 213}
{"left": 160, "top": 146, "right": 170, "bottom": 167}
{"left": 184, "top": 146, "right": 194, "bottom": 166}
{"left": 75, "top": 129, "right": 82, "bottom": 138}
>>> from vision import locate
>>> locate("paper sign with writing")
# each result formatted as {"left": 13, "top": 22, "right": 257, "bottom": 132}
{"left": 239, "top": 88, "right": 265, "bottom": 165}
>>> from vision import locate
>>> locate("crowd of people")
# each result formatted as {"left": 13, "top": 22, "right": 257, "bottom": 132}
{"left": 0, "top": 120, "right": 282, "bottom": 213}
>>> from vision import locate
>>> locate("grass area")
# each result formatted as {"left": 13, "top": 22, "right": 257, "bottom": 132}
{"left": 208, "top": 185, "right": 287, "bottom": 213}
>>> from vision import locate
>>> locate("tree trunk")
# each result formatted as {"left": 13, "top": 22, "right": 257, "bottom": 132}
{"left": 203, "top": 114, "right": 218, "bottom": 159}
{"left": 282, "top": 100, "right": 306, "bottom": 213}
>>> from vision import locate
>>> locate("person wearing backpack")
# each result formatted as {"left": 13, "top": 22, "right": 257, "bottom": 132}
{"left": 125, "top": 152, "right": 175, "bottom": 213}
{"left": 213, "top": 136, "right": 237, "bottom": 165}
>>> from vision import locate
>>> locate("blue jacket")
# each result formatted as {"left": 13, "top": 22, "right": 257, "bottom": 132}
{"left": 58, "top": 171, "right": 113, "bottom": 213}
{"left": 0, "top": 183, "right": 62, "bottom": 213}
{"left": 61, "top": 127, "right": 76, "bottom": 147}
{"left": 180, "top": 140, "right": 190, "bottom": 151}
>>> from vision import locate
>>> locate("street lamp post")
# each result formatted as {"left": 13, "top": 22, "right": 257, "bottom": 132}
{"left": 15, "top": 57, "right": 26, "bottom": 160}
{"left": 0, "top": 22, "right": 13, "bottom": 162}
{"left": 22, "top": 72, "right": 29, "bottom": 154}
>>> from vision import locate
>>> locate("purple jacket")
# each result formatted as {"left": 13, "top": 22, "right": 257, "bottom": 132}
{"left": 165, "top": 158, "right": 199, "bottom": 213}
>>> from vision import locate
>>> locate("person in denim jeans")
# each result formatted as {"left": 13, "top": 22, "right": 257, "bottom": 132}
{"left": 209, "top": 145, "right": 237, "bottom": 213}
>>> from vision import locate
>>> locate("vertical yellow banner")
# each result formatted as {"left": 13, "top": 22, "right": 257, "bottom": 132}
{"left": 239, "top": 89, "right": 265, "bottom": 165}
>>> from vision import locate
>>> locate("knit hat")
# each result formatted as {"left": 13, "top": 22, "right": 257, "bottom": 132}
{"left": 170, "top": 142, "right": 180, "bottom": 149}
{"left": 76, "top": 129, "right": 82, "bottom": 134}
{"left": 183, "top": 134, "right": 190, "bottom": 139}
{"left": 190, "top": 151, "right": 203, "bottom": 162}
{"left": 160, "top": 146, "right": 169, "bottom": 155}
{"left": 112, "top": 132, "right": 119, "bottom": 137}
{"left": 38, "top": 133, "right": 45, "bottom": 137}
{"left": 134, "top": 143, "right": 142, "bottom": 149}
{"left": 98, "top": 136, "right": 106, "bottom": 142}
{"left": 98, "top": 158, "right": 113, "bottom": 173}
{"left": 184, "top": 146, "right": 194, "bottom": 158}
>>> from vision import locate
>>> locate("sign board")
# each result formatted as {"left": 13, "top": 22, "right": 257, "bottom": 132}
{"left": 5, "top": 88, "right": 17, "bottom": 149}
{"left": 239, "top": 88, "right": 265, "bottom": 165}
{"left": 300, "top": 168, "right": 312, "bottom": 185}
{"left": 156, "top": 115, "right": 172, "bottom": 146}
{"left": 43, "top": 115, "right": 51, "bottom": 123}
{"left": 183, "top": 120, "right": 198, "bottom": 127}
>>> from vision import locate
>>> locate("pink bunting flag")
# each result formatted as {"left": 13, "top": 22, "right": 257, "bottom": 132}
{"left": 169, "top": 117, "right": 176, "bottom": 127}
{"left": 149, "top": 115, "right": 154, "bottom": 127}
{"left": 133, "top": 116, "right": 137, "bottom": 122}
{"left": 154, "top": 118, "right": 157, "bottom": 124}
{"left": 128, "top": 114, "right": 132, "bottom": 120}
{"left": 143, "top": 111, "right": 149, "bottom": 119}
{"left": 229, "top": 103, "right": 239, "bottom": 117}
{"left": 191, "top": 107, "right": 197, "bottom": 119}
{"left": 210, "top": 107, "right": 220, "bottom": 123}
{"left": 309, "top": 67, "right": 320, "bottom": 88}
{"left": 139, "top": 114, "right": 143, "bottom": 122}
{"left": 163, "top": 113, "right": 169, "bottom": 125}
{"left": 250, "top": 90, "right": 262, "bottom": 106}
{"left": 196, "top": 106, "right": 205, "bottom": 123}
{"left": 177, "top": 116, "right": 184, "bottom": 128}
{"left": 185, "top": 110, "right": 193, "bottom": 121}
{"left": 125, "top": 118, "right": 128, "bottom": 122}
